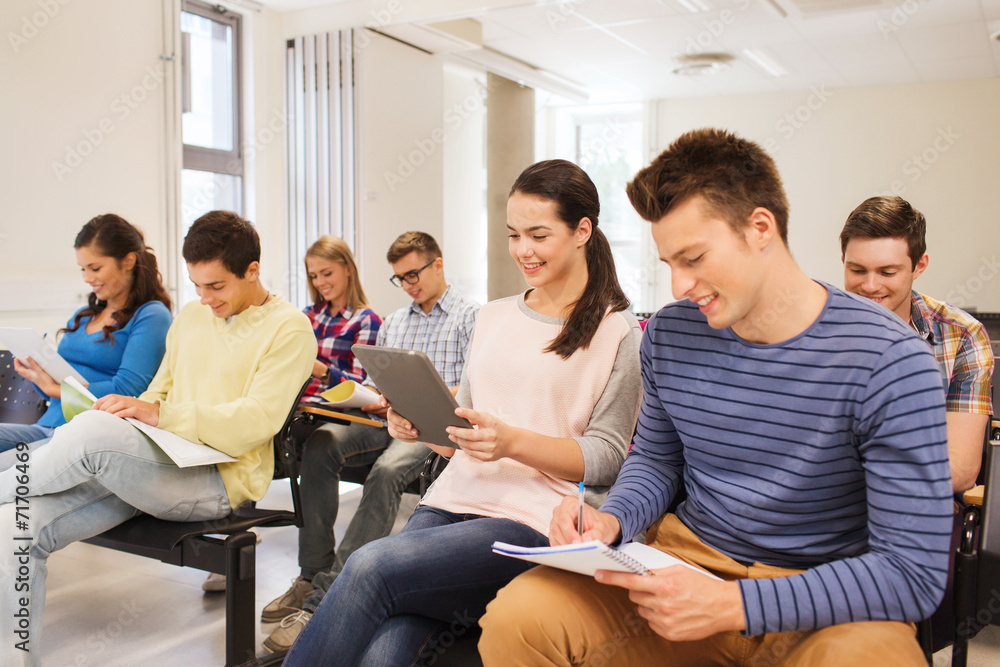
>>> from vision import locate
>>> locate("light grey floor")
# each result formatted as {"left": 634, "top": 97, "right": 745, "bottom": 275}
{"left": 39, "top": 481, "right": 1000, "bottom": 666}
{"left": 41, "top": 481, "right": 419, "bottom": 666}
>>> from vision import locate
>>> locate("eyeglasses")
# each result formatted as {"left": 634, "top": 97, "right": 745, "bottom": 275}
{"left": 389, "top": 258, "right": 436, "bottom": 287}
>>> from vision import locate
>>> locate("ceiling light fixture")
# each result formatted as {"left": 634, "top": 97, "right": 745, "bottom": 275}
{"left": 742, "top": 47, "right": 789, "bottom": 77}
{"left": 674, "top": 0, "right": 711, "bottom": 13}
{"left": 755, "top": 0, "right": 789, "bottom": 18}
{"left": 450, "top": 48, "right": 590, "bottom": 103}
{"left": 990, "top": 20, "right": 1000, "bottom": 42}
{"left": 671, "top": 52, "right": 734, "bottom": 76}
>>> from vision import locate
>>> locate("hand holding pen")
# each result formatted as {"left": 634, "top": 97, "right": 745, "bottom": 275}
{"left": 548, "top": 486, "right": 623, "bottom": 547}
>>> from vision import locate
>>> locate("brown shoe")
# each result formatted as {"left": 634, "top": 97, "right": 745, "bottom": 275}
{"left": 262, "top": 610, "right": 312, "bottom": 653}
{"left": 261, "top": 577, "right": 313, "bottom": 623}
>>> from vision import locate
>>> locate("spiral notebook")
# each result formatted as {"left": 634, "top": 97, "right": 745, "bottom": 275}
{"left": 491, "top": 540, "right": 720, "bottom": 579}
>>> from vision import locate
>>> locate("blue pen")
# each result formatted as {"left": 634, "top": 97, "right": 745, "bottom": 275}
{"left": 577, "top": 481, "right": 585, "bottom": 535}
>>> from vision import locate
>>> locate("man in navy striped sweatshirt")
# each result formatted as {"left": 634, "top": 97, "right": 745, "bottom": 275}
{"left": 479, "top": 128, "right": 953, "bottom": 666}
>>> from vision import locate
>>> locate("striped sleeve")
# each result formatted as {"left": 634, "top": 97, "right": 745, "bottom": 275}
{"left": 600, "top": 327, "right": 684, "bottom": 543}
{"left": 738, "top": 338, "right": 953, "bottom": 634}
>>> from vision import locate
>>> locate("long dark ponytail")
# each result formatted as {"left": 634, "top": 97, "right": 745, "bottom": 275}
{"left": 62, "top": 214, "right": 172, "bottom": 343}
{"left": 509, "top": 160, "right": 630, "bottom": 358}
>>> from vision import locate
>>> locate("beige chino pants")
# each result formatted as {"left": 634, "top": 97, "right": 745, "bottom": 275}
{"left": 479, "top": 514, "right": 925, "bottom": 667}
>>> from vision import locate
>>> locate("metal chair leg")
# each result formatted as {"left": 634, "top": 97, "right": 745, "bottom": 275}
{"left": 225, "top": 532, "right": 258, "bottom": 667}
{"left": 952, "top": 507, "right": 980, "bottom": 667}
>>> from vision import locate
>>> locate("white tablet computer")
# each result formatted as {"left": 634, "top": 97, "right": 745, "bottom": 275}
{"left": 351, "top": 345, "right": 471, "bottom": 449}
{"left": 0, "top": 327, "right": 87, "bottom": 384}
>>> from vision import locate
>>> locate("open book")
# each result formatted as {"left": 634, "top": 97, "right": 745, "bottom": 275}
{"left": 492, "top": 540, "right": 721, "bottom": 579}
{"left": 319, "top": 380, "right": 380, "bottom": 410}
{"left": 61, "top": 377, "right": 237, "bottom": 468}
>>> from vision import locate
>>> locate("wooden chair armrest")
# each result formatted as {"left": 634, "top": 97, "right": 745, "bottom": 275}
{"left": 298, "top": 405, "right": 385, "bottom": 428}
{"left": 962, "top": 484, "right": 985, "bottom": 507}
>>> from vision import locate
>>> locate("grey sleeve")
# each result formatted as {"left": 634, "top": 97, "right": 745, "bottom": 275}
{"left": 577, "top": 320, "right": 642, "bottom": 504}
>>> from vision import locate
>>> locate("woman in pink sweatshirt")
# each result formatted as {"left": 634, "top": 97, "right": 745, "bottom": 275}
{"left": 285, "top": 159, "right": 643, "bottom": 666}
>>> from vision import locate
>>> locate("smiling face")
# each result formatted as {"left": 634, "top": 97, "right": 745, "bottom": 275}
{"left": 188, "top": 259, "right": 261, "bottom": 319}
{"left": 76, "top": 244, "right": 134, "bottom": 308}
{"left": 650, "top": 195, "right": 769, "bottom": 333}
{"left": 390, "top": 251, "right": 446, "bottom": 313}
{"left": 843, "top": 236, "right": 927, "bottom": 323}
{"left": 506, "top": 192, "right": 590, "bottom": 292}
{"left": 306, "top": 255, "right": 351, "bottom": 310}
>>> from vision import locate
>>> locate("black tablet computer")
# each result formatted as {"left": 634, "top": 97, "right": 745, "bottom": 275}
{"left": 351, "top": 345, "right": 472, "bottom": 448}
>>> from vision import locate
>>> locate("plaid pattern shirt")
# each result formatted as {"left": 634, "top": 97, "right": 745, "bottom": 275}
{"left": 302, "top": 303, "right": 382, "bottom": 400}
{"left": 368, "top": 286, "right": 479, "bottom": 388}
{"left": 910, "top": 291, "right": 994, "bottom": 414}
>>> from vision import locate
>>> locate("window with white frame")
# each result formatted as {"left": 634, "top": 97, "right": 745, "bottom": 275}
{"left": 546, "top": 103, "right": 655, "bottom": 314}
{"left": 178, "top": 0, "right": 243, "bottom": 306}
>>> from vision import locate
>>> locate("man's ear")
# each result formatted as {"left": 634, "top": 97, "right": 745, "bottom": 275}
{"left": 912, "top": 253, "right": 929, "bottom": 281}
{"left": 244, "top": 260, "right": 260, "bottom": 281}
{"left": 744, "top": 207, "right": 777, "bottom": 250}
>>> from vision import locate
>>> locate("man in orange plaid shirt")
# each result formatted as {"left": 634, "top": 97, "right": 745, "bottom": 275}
{"left": 841, "top": 195, "right": 994, "bottom": 492}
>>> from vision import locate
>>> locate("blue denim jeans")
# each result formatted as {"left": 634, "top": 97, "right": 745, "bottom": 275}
{"left": 304, "top": 437, "right": 431, "bottom": 610}
{"left": 0, "top": 426, "right": 54, "bottom": 472}
{"left": 285, "top": 506, "right": 549, "bottom": 667}
{"left": 0, "top": 410, "right": 230, "bottom": 667}
{"left": 0, "top": 423, "right": 54, "bottom": 454}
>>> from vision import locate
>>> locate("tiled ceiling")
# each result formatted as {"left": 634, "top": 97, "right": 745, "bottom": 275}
{"left": 264, "top": 0, "right": 1000, "bottom": 102}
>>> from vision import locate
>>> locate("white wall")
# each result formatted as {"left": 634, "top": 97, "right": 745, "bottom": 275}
{"left": 2, "top": 0, "right": 170, "bottom": 335}
{"left": 245, "top": 8, "right": 292, "bottom": 301}
{"left": 354, "top": 32, "right": 444, "bottom": 315}
{"left": 653, "top": 78, "right": 1000, "bottom": 312}
{"left": 442, "top": 64, "right": 487, "bottom": 306}
{"left": 278, "top": 0, "right": 524, "bottom": 40}
{"left": 0, "top": 0, "right": 291, "bottom": 336}
{"left": 2, "top": 0, "right": 451, "bottom": 337}
{"left": 9, "top": 0, "right": 996, "bottom": 338}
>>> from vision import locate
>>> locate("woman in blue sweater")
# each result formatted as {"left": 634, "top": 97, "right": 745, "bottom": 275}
{"left": 0, "top": 214, "right": 172, "bottom": 456}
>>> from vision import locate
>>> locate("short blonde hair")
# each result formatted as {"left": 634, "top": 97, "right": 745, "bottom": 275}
{"left": 304, "top": 235, "right": 369, "bottom": 308}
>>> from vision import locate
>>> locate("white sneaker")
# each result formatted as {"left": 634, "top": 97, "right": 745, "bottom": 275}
{"left": 201, "top": 572, "right": 226, "bottom": 592}
{"left": 262, "top": 610, "right": 312, "bottom": 653}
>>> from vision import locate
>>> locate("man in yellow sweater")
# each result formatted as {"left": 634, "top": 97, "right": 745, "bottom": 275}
{"left": 0, "top": 211, "right": 315, "bottom": 667}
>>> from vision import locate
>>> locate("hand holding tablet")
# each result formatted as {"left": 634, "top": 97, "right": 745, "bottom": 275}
{"left": 0, "top": 327, "right": 87, "bottom": 385}
{"left": 351, "top": 345, "right": 471, "bottom": 449}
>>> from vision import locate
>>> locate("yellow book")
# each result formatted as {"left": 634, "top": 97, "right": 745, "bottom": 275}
{"left": 319, "top": 380, "right": 380, "bottom": 410}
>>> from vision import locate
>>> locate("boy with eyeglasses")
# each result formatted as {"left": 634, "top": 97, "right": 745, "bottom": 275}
{"left": 262, "top": 231, "right": 479, "bottom": 653}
